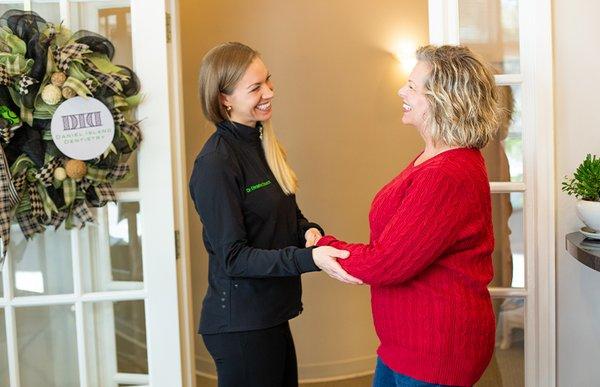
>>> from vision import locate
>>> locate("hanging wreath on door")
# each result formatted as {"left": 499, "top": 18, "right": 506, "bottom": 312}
{"left": 0, "top": 10, "right": 143, "bottom": 267}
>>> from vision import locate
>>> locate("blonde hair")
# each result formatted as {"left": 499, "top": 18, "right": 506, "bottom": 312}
{"left": 198, "top": 42, "right": 298, "bottom": 194}
{"left": 416, "top": 45, "right": 500, "bottom": 149}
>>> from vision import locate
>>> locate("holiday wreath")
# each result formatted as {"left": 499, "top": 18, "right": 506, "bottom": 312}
{"left": 0, "top": 10, "right": 142, "bottom": 267}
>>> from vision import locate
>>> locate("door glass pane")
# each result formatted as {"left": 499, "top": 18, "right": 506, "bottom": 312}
{"left": 16, "top": 305, "right": 79, "bottom": 387}
{"left": 482, "top": 85, "right": 523, "bottom": 182}
{"left": 0, "top": 308, "right": 9, "bottom": 387}
{"left": 10, "top": 225, "right": 74, "bottom": 296}
{"left": 459, "top": 0, "right": 520, "bottom": 74}
{"left": 31, "top": 0, "right": 60, "bottom": 24}
{"left": 476, "top": 297, "right": 525, "bottom": 387}
{"left": 490, "top": 193, "right": 524, "bottom": 288}
{"left": 107, "top": 202, "right": 143, "bottom": 283}
{"left": 69, "top": 0, "right": 138, "bottom": 189}
{"left": 85, "top": 300, "right": 148, "bottom": 385}
{"left": 0, "top": 3, "right": 23, "bottom": 14}
{"left": 81, "top": 202, "right": 143, "bottom": 292}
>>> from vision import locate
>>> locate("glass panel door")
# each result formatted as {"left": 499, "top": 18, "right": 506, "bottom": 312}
{"left": 0, "top": 1, "right": 181, "bottom": 386}
{"left": 430, "top": 1, "right": 533, "bottom": 386}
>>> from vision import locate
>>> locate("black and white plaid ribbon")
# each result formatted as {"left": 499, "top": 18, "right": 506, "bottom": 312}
{"left": 28, "top": 184, "right": 44, "bottom": 219}
{"left": 53, "top": 43, "right": 89, "bottom": 72}
{"left": 72, "top": 201, "right": 94, "bottom": 228}
{"left": 49, "top": 210, "right": 68, "bottom": 229}
{"left": 16, "top": 211, "right": 44, "bottom": 239}
{"left": 107, "top": 164, "right": 130, "bottom": 180}
{"left": 86, "top": 183, "right": 116, "bottom": 207}
{"left": 0, "top": 147, "right": 19, "bottom": 268}
{"left": 94, "top": 72, "right": 122, "bottom": 94}
{"left": 17, "top": 75, "right": 37, "bottom": 95}
{"left": 12, "top": 173, "right": 27, "bottom": 193}
{"left": 78, "top": 178, "right": 91, "bottom": 193}
{"left": 84, "top": 78, "right": 98, "bottom": 93}
{"left": 112, "top": 110, "right": 142, "bottom": 147}
{"left": 95, "top": 184, "right": 116, "bottom": 202}
{"left": 34, "top": 158, "right": 61, "bottom": 187}
{"left": 112, "top": 109, "right": 126, "bottom": 125}
{"left": 0, "top": 64, "right": 13, "bottom": 86}
{"left": 123, "top": 122, "right": 142, "bottom": 146}
{"left": 86, "top": 59, "right": 129, "bottom": 94}
{"left": 0, "top": 123, "right": 21, "bottom": 144}
{"left": 0, "top": 127, "right": 10, "bottom": 144}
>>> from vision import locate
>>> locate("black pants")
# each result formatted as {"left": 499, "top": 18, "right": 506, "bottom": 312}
{"left": 202, "top": 322, "right": 298, "bottom": 387}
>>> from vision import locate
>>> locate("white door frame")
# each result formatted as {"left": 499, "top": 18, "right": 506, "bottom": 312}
{"left": 165, "top": 0, "right": 197, "bottom": 385}
{"left": 428, "top": 1, "right": 556, "bottom": 386}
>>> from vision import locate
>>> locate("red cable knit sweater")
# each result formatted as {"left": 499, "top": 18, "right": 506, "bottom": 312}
{"left": 317, "top": 148, "right": 495, "bottom": 386}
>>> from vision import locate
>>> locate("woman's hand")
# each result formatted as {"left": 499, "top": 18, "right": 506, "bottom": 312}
{"left": 305, "top": 227, "right": 322, "bottom": 247}
{"left": 312, "top": 246, "right": 363, "bottom": 285}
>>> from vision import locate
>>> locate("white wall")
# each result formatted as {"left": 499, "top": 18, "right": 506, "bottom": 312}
{"left": 553, "top": 1, "right": 600, "bottom": 385}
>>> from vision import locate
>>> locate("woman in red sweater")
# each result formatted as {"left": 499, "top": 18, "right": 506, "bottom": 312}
{"left": 316, "top": 45, "right": 500, "bottom": 386}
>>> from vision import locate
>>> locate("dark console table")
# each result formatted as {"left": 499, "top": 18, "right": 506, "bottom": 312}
{"left": 566, "top": 232, "right": 600, "bottom": 272}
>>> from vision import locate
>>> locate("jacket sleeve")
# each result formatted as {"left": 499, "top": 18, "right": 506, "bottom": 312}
{"left": 295, "top": 203, "right": 325, "bottom": 244}
{"left": 316, "top": 169, "right": 466, "bottom": 286}
{"left": 189, "top": 152, "right": 320, "bottom": 278}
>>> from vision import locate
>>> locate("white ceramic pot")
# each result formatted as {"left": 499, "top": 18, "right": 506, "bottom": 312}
{"left": 576, "top": 200, "right": 600, "bottom": 231}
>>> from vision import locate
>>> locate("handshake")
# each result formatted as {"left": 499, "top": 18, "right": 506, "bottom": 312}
{"left": 304, "top": 228, "right": 363, "bottom": 285}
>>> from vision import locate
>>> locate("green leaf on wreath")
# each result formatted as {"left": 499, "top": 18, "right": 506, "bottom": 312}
{"left": 112, "top": 95, "right": 129, "bottom": 109}
{"left": 63, "top": 178, "right": 76, "bottom": 206}
{"left": 0, "top": 27, "right": 26, "bottom": 55}
{"left": 15, "top": 189, "right": 30, "bottom": 214}
{"left": 10, "top": 154, "right": 34, "bottom": 176}
{"left": 87, "top": 52, "right": 127, "bottom": 75}
{"left": 102, "top": 143, "right": 118, "bottom": 159}
{"left": 68, "top": 62, "right": 94, "bottom": 81}
{"left": 63, "top": 76, "right": 92, "bottom": 96}
{"left": 125, "top": 93, "right": 143, "bottom": 108}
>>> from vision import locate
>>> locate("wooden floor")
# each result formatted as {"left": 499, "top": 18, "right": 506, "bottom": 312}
{"left": 197, "top": 342, "right": 523, "bottom": 387}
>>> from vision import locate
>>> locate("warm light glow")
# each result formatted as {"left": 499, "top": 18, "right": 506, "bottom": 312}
{"left": 393, "top": 40, "right": 418, "bottom": 73}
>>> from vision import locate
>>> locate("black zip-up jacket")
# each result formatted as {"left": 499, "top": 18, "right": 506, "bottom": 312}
{"left": 189, "top": 120, "right": 323, "bottom": 334}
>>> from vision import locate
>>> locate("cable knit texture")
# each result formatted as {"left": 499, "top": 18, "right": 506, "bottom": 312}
{"left": 317, "top": 148, "right": 495, "bottom": 386}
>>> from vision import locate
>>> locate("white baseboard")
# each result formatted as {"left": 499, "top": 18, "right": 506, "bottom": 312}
{"left": 196, "top": 354, "right": 375, "bottom": 383}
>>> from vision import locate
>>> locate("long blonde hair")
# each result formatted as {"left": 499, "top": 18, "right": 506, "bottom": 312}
{"left": 198, "top": 42, "right": 298, "bottom": 194}
{"left": 416, "top": 45, "right": 500, "bottom": 149}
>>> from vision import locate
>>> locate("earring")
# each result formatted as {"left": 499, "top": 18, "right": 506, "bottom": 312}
{"left": 225, "top": 106, "right": 232, "bottom": 111}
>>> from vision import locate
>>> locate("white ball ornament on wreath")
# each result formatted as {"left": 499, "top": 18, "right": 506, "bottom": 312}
{"left": 53, "top": 167, "right": 67, "bottom": 181}
{"left": 41, "top": 84, "right": 62, "bottom": 105}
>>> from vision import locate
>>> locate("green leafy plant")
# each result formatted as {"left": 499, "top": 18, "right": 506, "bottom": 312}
{"left": 562, "top": 154, "right": 600, "bottom": 201}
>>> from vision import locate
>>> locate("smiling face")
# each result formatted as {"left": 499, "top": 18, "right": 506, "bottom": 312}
{"left": 221, "top": 57, "right": 274, "bottom": 127}
{"left": 397, "top": 60, "right": 432, "bottom": 132}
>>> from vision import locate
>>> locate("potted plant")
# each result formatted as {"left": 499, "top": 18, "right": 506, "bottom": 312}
{"left": 562, "top": 154, "right": 600, "bottom": 232}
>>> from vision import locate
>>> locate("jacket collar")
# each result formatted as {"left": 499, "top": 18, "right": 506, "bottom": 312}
{"left": 217, "top": 120, "right": 262, "bottom": 144}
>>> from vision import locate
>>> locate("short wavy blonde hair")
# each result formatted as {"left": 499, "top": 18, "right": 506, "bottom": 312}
{"left": 417, "top": 45, "right": 500, "bottom": 149}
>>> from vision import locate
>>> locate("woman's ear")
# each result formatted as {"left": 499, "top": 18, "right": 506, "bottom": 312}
{"left": 220, "top": 92, "right": 231, "bottom": 110}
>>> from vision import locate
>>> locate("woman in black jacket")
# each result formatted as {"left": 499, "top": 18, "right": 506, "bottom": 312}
{"left": 189, "top": 42, "right": 360, "bottom": 387}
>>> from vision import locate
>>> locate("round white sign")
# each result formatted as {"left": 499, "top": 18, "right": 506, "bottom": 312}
{"left": 51, "top": 96, "right": 115, "bottom": 160}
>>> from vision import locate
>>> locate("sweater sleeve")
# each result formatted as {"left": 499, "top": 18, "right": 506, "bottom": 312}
{"left": 189, "top": 152, "right": 319, "bottom": 278}
{"left": 316, "top": 168, "right": 466, "bottom": 286}
{"left": 295, "top": 203, "right": 325, "bottom": 244}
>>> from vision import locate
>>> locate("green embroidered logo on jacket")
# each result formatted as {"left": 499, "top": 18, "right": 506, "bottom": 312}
{"left": 245, "top": 180, "right": 272, "bottom": 193}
